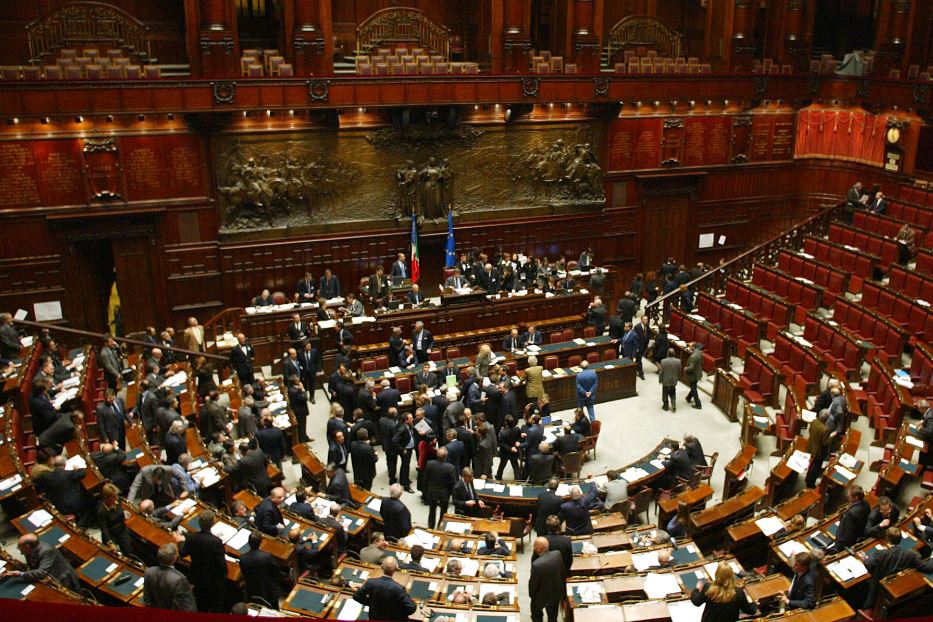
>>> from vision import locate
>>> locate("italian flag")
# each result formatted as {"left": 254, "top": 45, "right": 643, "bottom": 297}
{"left": 410, "top": 212, "right": 420, "bottom": 284}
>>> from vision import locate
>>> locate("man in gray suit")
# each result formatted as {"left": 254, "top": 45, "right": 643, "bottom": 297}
{"left": 9, "top": 533, "right": 80, "bottom": 591}
{"left": 143, "top": 543, "right": 197, "bottom": 611}
{"left": 659, "top": 348, "right": 682, "bottom": 412}
{"left": 529, "top": 537, "right": 565, "bottom": 622}
{"left": 99, "top": 336, "right": 123, "bottom": 391}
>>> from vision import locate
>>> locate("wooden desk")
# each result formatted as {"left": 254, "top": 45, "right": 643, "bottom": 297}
{"left": 657, "top": 483, "right": 713, "bottom": 530}
{"left": 765, "top": 436, "right": 807, "bottom": 507}
{"left": 877, "top": 568, "right": 933, "bottom": 620}
{"left": 281, "top": 581, "right": 341, "bottom": 618}
{"left": 690, "top": 486, "right": 765, "bottom": 553}
{"left": 713, "top": 368, "right": 744, "bottom": 422}
{"left": 722, "top": 444, "right": 755, "bottom": 500}
{"left": 438, "top": 514, "right": 511, "bottom": 536}
{"left": 744, "top": 574, "right": 791, "bottom": 603}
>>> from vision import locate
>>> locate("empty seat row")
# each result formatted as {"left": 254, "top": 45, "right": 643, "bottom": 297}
{"left": 753, "top": 58, "right": 793, "bottom": 74}
{"left": 737, "top": 348, "right": 782, "bottom": 408}
{"left": 751, "top": 264, "right": 822, "bottom": 322}
{"left": 1, "top": 64, "right": 161, "bottom": 80}
{"left": 908, "top": 342, "right": 933, "bottom": 400}
{"left": 887, "top": 200, "right": 933, "bottom": 232}
{"left": 917, "top": 249, "right": 933, "bottom": 276}
{"left": 613, "top": 58, "right": 711, "bottom": 75}
{"left": 887, "top": 264, "right": 933, "bottom": 303}
{"left": 769, "top": 333, "right": 823, "bottom": 395}
{"left": 695, "top": 293, "right": 762, "bottom": 358}
{"left": 802, "top": 314, "right": 864, "bottom": 381}
{"left": 860, "top": 281, "right": 933, "bottom": 344}
{"left": 832, "top": 297, "right": 907, "bottom": 362}
{"left": 827, "top": 222, "right": 900, "bottom": 268}
{"left": 862, "top": 354, "right": 915, "bottom": 442}
{"left": 802, "top": 236, "right": 877, "bottom": 290}
{"left": 775, "top": 250, "right": 847, "bottom": 307}
{"left": 667, "top": 307, "right": 730, "bottom": 372}
{"left": 358, "top": 61, "right": 479, "bottom": 75}
{"left": 723, "top": 279, "right": 794, "bottom": 339}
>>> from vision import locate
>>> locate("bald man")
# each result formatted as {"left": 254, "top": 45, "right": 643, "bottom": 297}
{"left": 530, "top": 537, "right": 564, "bottom": 622}
{"left": 8, "top": 534, "right": 80, "bottom": 591}
{"left": 352, "top": 556, "right": 416, "bottom": 620}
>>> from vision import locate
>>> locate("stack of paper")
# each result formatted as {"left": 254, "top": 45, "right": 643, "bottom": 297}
{"left": 644, "top": 572, "right": 681, "bottom": 599}
{"left": 828, "top": 556, "right": 868, "bottom": 581}
{"left": 669, "top": 599, "right": 704, "bottom": 622}
{"left": 787, "top": 450, "right": 811, "bottom": 474}
{"left": 833, "top": 464, "right": 857, "bottom": 481}
{"left": 65, "top": 455, "right": 86, "bottom": 471}
{"left": 210, "top": 521, "right": 239, "bottom": 543}
{"left": 444, "top": 521, "right": 472, "bottom": 535}
{"left": 170, "top": 498, "right": 197, "bottom": 517}
{"left": 573, "top": 582, "right": 603, "bottom": 603}
{"left": 26, "top": 509, "right": 53, "bottom": 528}
{"left": 838, "top": 453, "right": 858, "bottom": 470}
{"left": 754, "top": 515, "right": 786, "bottom": 537}
{"left": 631, "top": 550, "right": 660, "bottom": 571}
{"left": 778, "top": 539, "right": 808, "bottom": 558}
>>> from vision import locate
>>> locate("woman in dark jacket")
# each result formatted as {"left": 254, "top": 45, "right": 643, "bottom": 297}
{"left": 193, "top": 355, "right": 216, "bottom": 399}
{"left": 495, "top": 415, "right": 522, "bottom": 479}
{"left": 690, "top": 562, "right": 757, "bottom": 622}
{"left": 97, "top": 483, "right": 133, "bottom": 556}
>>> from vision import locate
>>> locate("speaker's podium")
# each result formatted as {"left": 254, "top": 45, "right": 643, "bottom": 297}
{"left": 441, "top": 287, "right": 488, "bottom": 306}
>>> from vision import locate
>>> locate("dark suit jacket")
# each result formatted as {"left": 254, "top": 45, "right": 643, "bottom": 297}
{"left": 91, "top": 450, "right": 132, "bottom": 493}
{"left": 535, "top": 490, "right": 564, "bottom": 534}
{"left": 451, "top": 478, "right": 481, "bottom": 515}
{"left": 832, "top": 499, "right": 870, "bottom": 550}
{"left": 298, "top": 347, "right": 321, "bottom": 377}
{"left": 282, "top": 356, "right": 303, "bottom": 382}
{"left": 286, "top": 323, "right": 311, "bottom": 345}
{"left": 560, "top": 499, "right": 593, "bottom": 535}
{"left": 144, "top": 564, "right": 197, "bottom": 611}
{"left": 23, "top": 541, "right": 80, "bottom": 590}
{"left": 327, "top": 442, "right": 349, "bottom": 471}
{"left": 256, "top": 426, "right": 287, "bottom": 465}
{"left": 529, "top": 550, "right": 564, "bottom": 607}
{"left": 864, "top": 546, "right": 929, "bottom": 608}
{"left": 664, "top": 448, "right": 693, "bottom": 481}
{"left": 445, "top": 438, "right": 465, "bottom": 474}
{"left": 376, "top": 388, "right": 401, "bottom": 412}
{"left": 181, "top": 530, "right": 226, "bottom": 590}
{"left": 319, "top": 275, "right": 341, "bottom": 299}
{"left": 367, "top": 275, "right": 390, "bottom": 301}
{"left": 288, "top": 385, "right": 309, "bottom": 420}
{"left": 296, "top": 278, "right": 316, "bottom": 300}
{"left": 353, "top": 576, "right": 417, "bottom": 621}
{"left": 226, "top": 449, "right": 272, "bottom": 497}
{"left": 520, "top": 331, "right": 543, "bottom": 347}
{"left": 552, "top": 433, "right": 580, "bottom": 456}
{"left": 414, "top": 370, "right": 438, "bottom": 388}
{"left": 423, "top": 459, "right": 456, "bottom": 503}
{"left": 164, "top": 432, "right": 187, "bottom": 465}
{"left": 786, "top": 567, "right": 818, "bottom": 610}
{"left": 350, "top": 440, "right": 377, "bottom": 484}
{"left": 36, "top": 468, "right": 87, "bottom": 516}
{"left": 96, "top": 400, "right": 128, "bottom": 447}
{"left": 29, "top": 395, "right": 59, "bottom": 437}
{"left": 411, "top": 329, "right": 434, "bottom": 353}
{"left": 239, "top": 548, "right": 281, "bottom": 607}
{"left": 381, "top": 497, "right": 412, "bottom": 540}
{"left": 526, "top": 453, "right": 555, "bottom": 484}
{"left": 255, "top": 498, "right": 283, "bottom": 536}
{"left": 407, "top": 291, "right": 425, "bottom": 305}
{"left": 544, "top": 533, "right": 573, "bottom": 575}
{"left": 865, "top": 505, "right": 901, "bottom": 538}
{"left": 326, "top": 468, "right": 352, "bottom": 504}
{"left": 229, "top": 344, "right": 255, "bottom": 384}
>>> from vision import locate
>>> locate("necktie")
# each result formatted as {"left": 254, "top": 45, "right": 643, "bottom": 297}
{"left": 113, "top": 402, "right": 120, "bottom": 416}
{"left": 468, "top": 483, "right": 475, "bottom": 499}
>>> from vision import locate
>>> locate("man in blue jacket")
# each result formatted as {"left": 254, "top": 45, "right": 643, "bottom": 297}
{"left": 575, "top": 361, "right": 598, "bottom": 422}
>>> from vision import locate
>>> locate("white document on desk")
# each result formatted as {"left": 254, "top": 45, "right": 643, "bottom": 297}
{"left": 754, "top": 515, "right": 785, "bottom": 537}
{"left": 631, "top": 550, "right": 660, "bottom": 571}
{"left": 336, "top": 599, "right": 365, "bottom": 620}
{"left": 211, "top": 521, "right": 239, "bottom": 543}
{"left": 27, "top": 509, "right": 53, "bottom": 528}
{"left": 644, "top": 572, "right": 681, "bottom": 599}
{"left": 669, "top": 599, "right": 704, "bottom": 622}
{"left": 226, "top": 528, "right": 252, "bottom": 551}
{"left": 787, "top": 450, "right": 811, "bottom": 474}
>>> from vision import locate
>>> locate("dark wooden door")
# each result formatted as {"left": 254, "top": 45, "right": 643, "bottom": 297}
{"left": 63, "top": 241, "right": 114, "bottom": 333}
{"left": 641, "top": 193, "right": 691, "bottom": 274}
{"left": 112, "top": 237, "right": 157, "bottom": 333}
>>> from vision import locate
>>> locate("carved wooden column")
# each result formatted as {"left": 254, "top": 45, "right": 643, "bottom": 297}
{"left": 565, "top": 0, "right": 604, "bottom": 73}
{"left": 492, "top": 0, "right": 532, "bottom": 73}
{"left": 729, "top": 0, "right": 757, "bottom": 71}
{"left": 187, "top": 0, "right": 238, "bottom": 77}
{"left": 283, "top": 0, "right": 332, "bottom": 75}
{"left": 874, "top": 0, "right": 913, "bottom": 73}
{"left": 776, "top": 0, "right": 810, "bottom": 71}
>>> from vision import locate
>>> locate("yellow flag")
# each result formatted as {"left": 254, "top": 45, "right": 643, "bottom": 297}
{"left": 107, "top": 281, "right": 122, "bottom": 336}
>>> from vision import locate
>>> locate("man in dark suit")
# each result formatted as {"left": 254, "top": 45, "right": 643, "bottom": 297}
{"left": 499, "top": 381, "right": 517, "bottom": 422}
{"left": 414, "top": 362, "right": 438, "bottom": 389}
{"left": 353, "top": 556, "right": 417, "bottom": 621}
{"left": 445, "top": 268, "right": 469, "bottom": 289}
{"left": 444, "top": 428, "right": 465, "bottom": 475}
{"left": 240, "top": 531, "right": 282, "bottom": 609}
{"left": 318, "top": 501, "right": 348, "bottom": 554}
{"left": 0, "top": 312, "right": 21, "bottom": 361}
{"left": 502, "top": 328, "right": 522, "bottom": 352}
{"left": 390, "top": 252, "right": 408, "bottom": 282}
{"left": 36, "top": 455, "right": 92, "bottom": 525}
{"left": 295, "top": 270, "right": 317, "bottom": 303}
{"left": 632, "top": 315, "right": 650, "bottom": 379}
{"left": 388, "top": 326, "right": 405, "bottom": 367}
{"left": 298, "top": 341, "right": 320, "bottom": 404}
{"left": 91, "top": 443, "right": 133, "bottom": 494}
{"left": 477, "top": 263, "right": 500, "bottom": 292}
{"left": 29, "top": 379, "right": 59, "bottom": 438}
{"left": 551, "top": 425, "right": 580, "bottom": 457}
{"left": 376, "top": 379, "right": 401, "bottom": 413}
{"left": 542, "top": 515, "right": 573, "bottom": 575}
{"left": 319, "top": 268, "right": 341, "bottom": 299}
{"left": 526, "top": 443, "right": 556, "bottom": 484}
{"left": 99, "top": 336, "right": 123, "bottom": 391}
{"left": 608, "top": 312, "right": 626, "bottom": 341}
{"left": 828, "top": 485, "right": 870, "bottom": 553}
{"left": 392, "top": 413, "right": 417, "bottom": 492}
{"left": 861, "top": 528, "right": 933, "bottom": 610}
{"left": 560, "top": 485, "right": 594, "bottom": 535}
{"left": 178, "top": 510, "right": 226, "bottom": 612}
{"left": 407, "top": 284, "right": 426, "bottom": 306}
{"left": 616, "top": 292, "right": 637, "bottom": 325}
{"left": 324, "top": 463, "right": 353, "bottom": 506}
{"left": 660, "top": 440, "right": 693, "bottom": 489}
{"left": 350, "top": 428, "right": 377, "bottom": 489}
{"left": 287, "top": 376, "right": 310, "bottom": 443}
{"left": 411, "top": 321, "right": 434, "bottom": 364}
{"left": 11, "top": 533, "right": 80, "bottom": 591}
{"left": 865, "top": 496, "right": 901, "bottom": 538}
{"left": 229, "top": 332, "right": 256, "bottom": 387}
{"left": 520, "top": 325, "right": 543, "bottom": 348}
{"left": 534, "top": 479, "right": 565, "bottom": 535}
{"left": 452, "top": 467, "right": 486, "bottom": 516}
{"left": 368, "top": 266, "right": 391, "bottom": 307}
{"left": 522, "top": 415, "right": 545, "bottom": 459}
{"left": 529, "top": 537, "right": 564, "bottom": 622}
{"left": 286, "top": 314, "right": 311, "bottom": 350}
{"left": 424, "top": 447, "right": 457, "bottom": 529}
{"left": 779, "top": 552, "right": 818, "bottom": 611}
{"left": 256, "top": 416, "right": 287, "bottom": 469}
{"left": 327, "top": 430, "right": 349, "bottom": 472}
{"left": 335, "top": 320, "right": 354, "bottom": 348}
{"left": 143, "top": 543, "right": 197, "bottom": 611}
{"left": 255, "top": 487, "right": 286, "bottom": 537}
{"left": 381, "top": 483, "right": 413, "bottom": 540}
{"left": 224, "top": 442, "right": 272, "bottom": 497}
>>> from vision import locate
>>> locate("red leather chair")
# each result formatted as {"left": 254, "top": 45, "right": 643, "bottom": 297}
{"left": 544, "top": 356, "right": 559, "bottom": 370}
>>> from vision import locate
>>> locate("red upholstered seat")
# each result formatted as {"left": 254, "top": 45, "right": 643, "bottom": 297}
{"left": 544, "top": 356, "right": 559, "bottom": 370}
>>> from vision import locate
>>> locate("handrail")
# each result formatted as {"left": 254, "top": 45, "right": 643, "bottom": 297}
{"left": 11, "top": 318, "right": 228, "bottom": 363}
{"left": 356, "top": 7, "right": 451, "bottom": 60}
{"left": 643, "top": 201, "right": 844, "bottom": 326}
{"left": 606, "top": 15, "right": 683, "bottom": 60}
